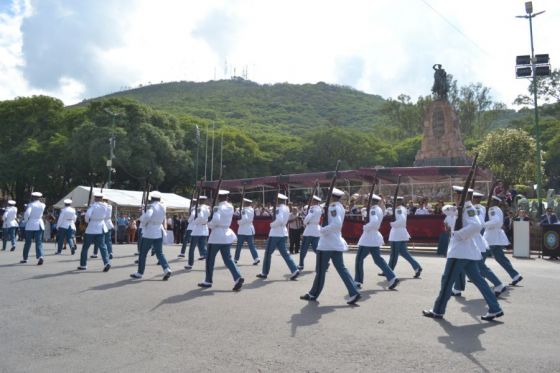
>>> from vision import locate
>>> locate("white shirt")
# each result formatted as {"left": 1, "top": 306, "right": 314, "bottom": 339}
{"left": 191, "top": 204, "right": 210, "bottom": 236}
{"left": 472, "top": 203, "right": 489, "bottom": 252}
{"left": 186, "top": 209, "right": 195, "bottom": 230}
{"left": 303, "top": 205, "right": 322, "bottom": 237}
{"left": 57, "top": 206, "right": 77, "bottom": 230}
{"left": 85, "top": 202, "right": 108, "bottom": 235}
{"left": 2, "top": 206, "right": 18, "bottom": 228}
{"left": 208, "top": 201, "right": 236, "bottom": 244}
{"left": 483, "top": 206, "right": 510, "bottom": 246}
{"left": 142, "top": 201, "right": 166, "bottom": 239}
{"left": 415, "top": 206, "right": 430, "bottom": 215}
{"left": 24, "top": 200, "right": 46, "bottom": 231}
{"left": 104, "top": 203, "right": 114, "bottom": 230}
{"left": 269, "top": 203, "right": 289, "bottom": 237}
{"left": 238, "top": 206, "right": 255, "bottom": 236}
{"left": 447, "top": 201, "right": 483, "bottom": 260}
{"left": 388, "top": 205, "right": 410, "bottom": 242}
{"left": 358, "top": 205, "right": 384, "bottom": 247}
{"left": 317, "top": 201, "right": 348, "bottom": 252}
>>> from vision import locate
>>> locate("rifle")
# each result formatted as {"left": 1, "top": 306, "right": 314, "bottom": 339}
{"left": 484, "top": 179, "right": 501, "bottom": 222}
{"left": 322, "top": 160, "right": 342, "bottom": 227}
{"left": 87, "top": 183, "right": 94, "bottom": 208}
{"left": 208, "top": 170, "right": 223, "bottom": 222}
{"left": 306, "top": 179, "right": 320, "bottom": 216}
{"left": 454, "top": 153, "right": 479, "bottom": 231}
{"left": 240, "top": 185, "right": 246, "bottom": 211}
{"left": 391, "top": 175, "right": 402, "bottom": 222}
{"left": 365, "top": 177, "right": 379, "bottom": 223}
{"left": 271, "top": 184, "right": 281, "bottom": 223}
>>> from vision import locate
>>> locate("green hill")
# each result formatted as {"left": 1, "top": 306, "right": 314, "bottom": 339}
{"left": 82, "top": 78, "right": 388, "bottom": 134}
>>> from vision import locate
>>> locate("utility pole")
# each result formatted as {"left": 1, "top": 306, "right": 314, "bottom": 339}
{"left": 104, "top": 109, "right": 119, "bottom": 189}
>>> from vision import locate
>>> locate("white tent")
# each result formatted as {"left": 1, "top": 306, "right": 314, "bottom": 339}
{"left": 54, "top": 186, "right": 190, "bottom": 213}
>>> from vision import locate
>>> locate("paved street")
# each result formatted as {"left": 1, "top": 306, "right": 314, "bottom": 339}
{"left": 0, "top": 243, "right": 558, "bottom": 373}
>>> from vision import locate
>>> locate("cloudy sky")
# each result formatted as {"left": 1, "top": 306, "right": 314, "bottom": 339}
{"left": 0, "top": 0, "right": 558, "bottom": 106}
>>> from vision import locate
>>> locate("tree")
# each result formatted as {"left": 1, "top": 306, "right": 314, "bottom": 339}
{"left": 473, "top": 129, "right": 541, "bottom": 187}
{"left": 514, "top": 68, "right": 560, "bottom": 106}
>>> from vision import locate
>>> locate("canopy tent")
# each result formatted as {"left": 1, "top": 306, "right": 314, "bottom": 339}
{"left": 53, "top": 186, "right": 190, "bottom": 213}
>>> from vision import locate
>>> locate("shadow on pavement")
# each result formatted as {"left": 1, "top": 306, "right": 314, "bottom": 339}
{"left": 436, "top": 319, "right": 502, "bottom": 373}
{"left": 288, "top": 301, "right": 352, "bottom": 337}
{"left": 150, "top": 287, "right": 232, "bottom": 311}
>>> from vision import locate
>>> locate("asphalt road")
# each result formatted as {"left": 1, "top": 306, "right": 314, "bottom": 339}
{"left": 0, "top": 242, "right": 558, "bottom": 373}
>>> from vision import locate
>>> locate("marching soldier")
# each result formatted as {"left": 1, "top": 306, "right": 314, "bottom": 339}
{"left": 184, "top": 196, "right": 209, "bottom": 270}
{"left": 198, "top": 190, "right": 244, "bottom": 290}
{"left": 423, "top": 186, "right": 503, "bottom": 321}
{"left": 130, "top": 191, "right": 172, "bottom": 280}
{"left": 92, "top": 197, "right": 114, "bottom": 259}
{"left": 2, "top": 200, "right": 18, "bottom": 252}
{"left": 77, "top": 192, "right": 111, "bottom": 272}
{"left": 484, "top": 196, "right": 523, "bottom": 286}
{"left": 178, "top": 199, "right": 196, "bottom": 258}
{"left": 298, "top": 195, "right": 322, "bottom": 270}
{"left": 300, "top": 188, "right": 361, "bottom": 304}
{"left": 257, "top": 193, "right": 300, "bottom": 280}
{"left": 234, "top": 198, "right": 260, "bottom": 265}
{"left": 387, "top": 196, "right": 422, "bottom": 278}
{"left": 355, "top": 193, "right": 399, "bottom": 290}
{"left": 21, "top": 192, "right": 46, "bottom": 265}
{"left": 55, "top": 199, "right": 77, "bottom": 255}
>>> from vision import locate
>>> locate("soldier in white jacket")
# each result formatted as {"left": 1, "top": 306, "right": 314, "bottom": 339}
{"left": 484, "top": 196, "right": 523, "bottom": 286}
{"left": 77, "top": 192, "right": 111, "bottom": 272}
{"left": 387, "top": 197, "right": 422, "bottom": 278}
{"left": 423, "top": 186, "right": 503, "bottom": 321}
{"left": 185, "top": 196, "right": 209, "bottom": 270}
{"left": 55, "top": 199, "right": 77, "bottom": 255}
{"left": 257, "top": 193, "right": 300, "bottom": 280}
{"left": 301, "top": 188, "right": 361, "bottom": 305}
{"left": 354, "top": 194, "right": 399, "bottom": 290}
{"left": 2, "top": 200, "right": 18, "bottom": 252}
{"left": 198, "top": 190, "right": 244, "bottom": 290}
{"left": 298, "top": 195, "right": 322, "bottom": 270}
{"left": 130, "top": 191, "right": 172, "bottom": 280}
{"left": 93, "top": 198, "right": 114, "bottom": 259}
{"left": 234, "top": 198, "right": 260, "bottom": 265}
{"left": 21, "top": 192, "right": 46, "bottom": 265}
{"left": 178, "top": 201, "right": 196, "bottom": 257}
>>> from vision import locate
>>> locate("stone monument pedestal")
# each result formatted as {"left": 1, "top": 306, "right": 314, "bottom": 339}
{"left": 414, "top": 99, "right": 470, "bottom": 166}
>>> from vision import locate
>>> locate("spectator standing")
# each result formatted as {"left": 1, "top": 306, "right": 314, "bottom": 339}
{"left": 128, "top": 217, "right": 137, "bottom": 243}
{"left": 116, "top": 214, "right": 129, "bottom": 243}
{"left": 288, "top": 207, "right": 303, "bottom": 254}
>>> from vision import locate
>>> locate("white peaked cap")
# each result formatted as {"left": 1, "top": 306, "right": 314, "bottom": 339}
{"left": 277, "top": 193, "right": 288, "bottom": 200}
{"left": 8, "top": 200, "right": 16, "bottom": 205}
{"left": 150, "top": 191, "right": 162, "bottom": 199}
{"left": 198, "top": 195, "right": 208, "bottom": 200}
{"left": 312, "top": 195, "right": 322, "bottom": 202}
{"left": 331, "top": 188, "right": 345, "bottom": 197}
{"left": 370, "top": 193, "right": 382, "bottom": 201}
{"left": 396, "top": 196, "right": 404, "bottom": 200}
{"left": 218, "top": 190, "right": 230, "bottom": 195}
{"left": 442, "top": 204, "right": 456, "bottom": 214}
{"left": 63, "top": 199, "right": 72, "bottom": 204}
{"left": 94, "top": 192, "right": 103, "bottom": 198}
{"left": 452, "top": 186, "right": 474, "bottom": 193}
{"left": 472, "top": 191, "right": 484, "bottom": 198}
{"left": 492, "top": 196, "right": 502, "bottom": 202}
{"left": 243, "top": 198, "right": 252, "bottom": 203}
{"left": 31, "top": 192, "right": 42, "bottom": 197}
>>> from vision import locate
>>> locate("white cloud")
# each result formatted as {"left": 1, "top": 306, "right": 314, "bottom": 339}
{"left": 0, "top": 0, "right": 558, "bottom": 106}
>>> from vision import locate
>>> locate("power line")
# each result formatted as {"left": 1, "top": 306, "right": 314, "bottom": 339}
{"left": 419, "top": 0, "right": 489, "bottom": 56}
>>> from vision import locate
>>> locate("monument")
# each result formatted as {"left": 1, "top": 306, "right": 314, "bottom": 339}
{"left": 414, "top": 64, "right": 470, "bottom": 166}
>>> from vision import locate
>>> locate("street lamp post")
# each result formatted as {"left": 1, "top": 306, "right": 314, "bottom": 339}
{"left": 516, "top": 1, "right": 548, "bottom": 215}
{"left": 104, "top": 109, "right": 119, "bottom": 189}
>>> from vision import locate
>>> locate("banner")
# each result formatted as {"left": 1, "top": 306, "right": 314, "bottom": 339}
{"left": 541, "top": 224, "right": 560, "bottom": 257}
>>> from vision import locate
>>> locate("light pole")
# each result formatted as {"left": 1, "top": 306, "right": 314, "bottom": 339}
{"left": 104, "top": 109, "right": 119, "bottom": 189}
{"left": 516, "top": 1, "right": 549, "bottom": 215}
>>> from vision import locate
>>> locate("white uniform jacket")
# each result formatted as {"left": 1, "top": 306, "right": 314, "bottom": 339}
{"left": 85, "top": 202, "right": 108, "bottom": 235}
{"left": 317, "top": 201, "right": 348, "bottom": 252}
{"left": 142, "top": 202, "right": 166, "bottom": 239}
{"left": 191, "top": 204, "right": 210, "bottom": 236}
{"left": 302, "top": 205, "right": 322, "bottom": 237}
{"left": 186, "top": 209, "right": 195, "bottom": 231}
{"left": 269, "top": 203, "right": 289, "bottom": 237}
{"left": 388, "top": 205, "right": 410, "bottom": 242}
{"left": 56, "top": 206, "right": 77, "bottom": 230}
{"left": 483, "top": 206, "right": 510, "bottom": 246}
{"left": 2, "top": 206, "right": 18, "bottom": 228}
{"left": 358, "top": 205, "right": 384, "bottom": 247}
{"left": 104, "top": 203, "right": 114, "bottom": 230}
{"left": 237, "top": 207, "right": 255, "bottom": 236}
{"left": 208, "top": 201, "right": 236, "bottom": 244}
{"left": 447, "top": 201, "right": 483, "bottom": 260}
{"left": 473, "top": 204, "right": 489, "bottom": 252}
{"left": 24, "top": 200, "right": 46, "bottom": 231}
